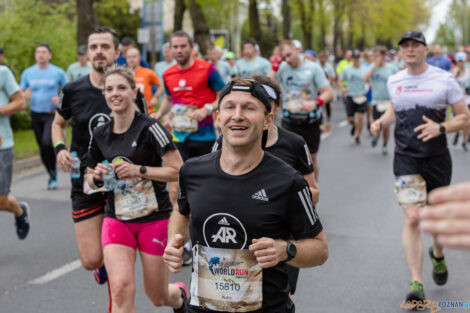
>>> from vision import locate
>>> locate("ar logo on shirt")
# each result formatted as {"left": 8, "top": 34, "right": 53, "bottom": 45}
{"left": 203, "top": 213, "right": 247, "bottom": 249}
{"left": 88, "top": 113, "right": 111, "bottom": 136}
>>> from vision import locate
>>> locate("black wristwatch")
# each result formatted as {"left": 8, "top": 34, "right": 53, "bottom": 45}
{"left": 139, "top": 165, "right": 147, "bottom": 176}
{"left": 439, "top": 123, "right": 446, "bottom": 134}
{"left": 285, "top": 241, "right": 297, "bottom": 262}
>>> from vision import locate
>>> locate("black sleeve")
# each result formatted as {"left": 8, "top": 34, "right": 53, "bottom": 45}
{"left": 296, "top": 142, "right": 314, "bottom": 175}
{"left": 57, "top": 88, "right": 71, "bottom": 120}
{"left": 286, "top": 176, "right": 322, "bottom": 240}
{"left": 135, "top": 90, "right": 148, "bottom": 114}
{"left": 86, "top": 134, "right": 103, "bottom": 169}
{"left": 147, "top": 120, "right": 176, "bottom": 156}
{"left": 177, "top": 164, "right": 190, "bottom": 216}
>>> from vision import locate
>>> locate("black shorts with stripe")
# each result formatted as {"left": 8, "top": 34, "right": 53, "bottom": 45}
{"left": 71, "top": 191, "right": 107, "bottom": 223}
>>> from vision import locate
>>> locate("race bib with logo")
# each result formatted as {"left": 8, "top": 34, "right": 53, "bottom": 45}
{"left": 376, "top": 100, "right": 391, "bottom": 113}
{"left": 352, "top": 95, "right": 367, "bottom": 105}
{"left": 114, "top": 177, "right": 159, "bottom": 220}
{"left": 171, "top": 104, "right": 198, "bottom": 133}
{"left": 285, "top": 90, "right": 310, "bottom": 114}
{"left": 395, "top": 174, "right": 427, "bottom": 208}
{"left": 190, "top": 245, "right": 262, "bottom": 312}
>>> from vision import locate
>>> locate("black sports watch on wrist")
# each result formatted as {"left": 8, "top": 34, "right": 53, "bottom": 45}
{"left": 139, "top": 165, "right": 147, "bottom": 176}
{"left": 439, "top": 123, "right": 446, "bottom": 134}
{"left": 285, "top": 241, "right": 297, "bottom": 262}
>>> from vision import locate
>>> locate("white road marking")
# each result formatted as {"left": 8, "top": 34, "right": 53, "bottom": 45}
{"left": 26, "top": 259, "right": 81, "bottom": 285}
{"left": 338, "top": 120, "right": 349, "bottom": 127}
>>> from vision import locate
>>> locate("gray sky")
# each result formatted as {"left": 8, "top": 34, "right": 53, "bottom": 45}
{"left": 424, "top": 0, "right": 452, "bottom": 43}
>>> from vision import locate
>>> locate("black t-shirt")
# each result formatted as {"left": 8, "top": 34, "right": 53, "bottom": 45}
{"left": 58, "top": 75, "right": 147, "bottom": 193}
{"left": 87, "top": 112, "right": 175, "bottom": 222}
{"left": 211, "top": 127, "right": 314, "bottom": 176}
{"left": 178, "top": 150, "right": 322, "bottom": 312}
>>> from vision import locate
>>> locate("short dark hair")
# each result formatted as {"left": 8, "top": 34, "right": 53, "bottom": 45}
{"left": 251, "top": 75, "right": 281, "bottom": 108}
{"left": 375, "top": 46, "right": 387, "bottom": 55}
{"left": 243, "top": 39, "right": 257, "bottom": 47}
{"left": 121, "top": 36, "right": 134, "bottom": 46}
{"left": 170, "top": 31, "right": 193, "bottom": 47}
{"left": 36, "top": 43, "right": 51, "bottom": 53}
{"left": 88, "top": 26, "right": 120, "bottom": 50}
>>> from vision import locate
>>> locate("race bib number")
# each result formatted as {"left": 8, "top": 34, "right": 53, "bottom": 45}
{"left": 114, "top": 177, "right": 158, "bottom": 220}
{"left": 395, "top": 175, "right": 427, "bottom": 208}
{"left": 352, "top": 95, "right": 367, "bottom": 105}
{"left": 376, "top": 100, "right": 391, "bottom": 113}
{"left": 171, "top": 104, "right": 198, "bottom": 133}
{"left": 190, "top": 245, "right": 262, "bottom": 312}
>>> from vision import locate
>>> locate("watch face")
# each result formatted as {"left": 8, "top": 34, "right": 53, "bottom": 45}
{"left": 140, "top": 166, "right": 146, "bottom": 174}
{"left": 287, "top": 242, "right": 297, "bottom": 257}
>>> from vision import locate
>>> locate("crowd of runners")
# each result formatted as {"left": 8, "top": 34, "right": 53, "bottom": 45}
{"left": 1, "top": 25, "right": 470, "bottom": 313}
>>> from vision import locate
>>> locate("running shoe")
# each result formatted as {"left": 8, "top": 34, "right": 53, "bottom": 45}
{"left": 406, "top": 281, "right": 425, "bottom": 305}
{"left": 94, "top": 265, "right": 108, "bottom": 285}
{"left": 463, "top": 143, "right": 468, "bottom": 152}
{"left": 15, "top": 202, "right": 30, "bottom": 240}
{"left": 182, "top": 246, "right": 192, "bottom": 266}
{"left": 429, "top": 247, "right": 448, "bottom": 285}
{"left": 350, "top": 125, "right": 355, "bottom": 136}
{"left": 49, "top": 177, "right": 58, "bottom": 190}
{"left": 319, "top": 123, "right": 324, "bottom": 132}
{"left": 382, "top": 145, "right": 388, "bottom": 155}
{"left": 325, "top": 123, "right": 331, "bottom": 133}
{"left": 453, "top": 133, "right": 459, "bottom": 146}
{"left": 371, "top": 137, "right": 378, "bottom": 147}
{"left": 173, "top": 282, "right": 188, "bottom": 313}
{"left": 355, "top": 137, "right": 360, "bottom": 145}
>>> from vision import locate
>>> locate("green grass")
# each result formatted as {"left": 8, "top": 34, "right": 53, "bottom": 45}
{"left": 13, "top": 127, "right": 72, "bottom": 159}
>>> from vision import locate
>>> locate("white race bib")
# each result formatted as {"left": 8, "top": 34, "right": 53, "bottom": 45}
{"left": 172, "top": 104, "right": 198, "bottom": 133}
{"left": 114, "top": 177, "right": 158, "bottom": 220}
{"left": 352, "top": 95, "right": 367, "bottom": 105}
{"left": 395, "top": 174, "right": 427, "bottom": 208}
{"left": 190, "top": 245, "right": 262, "bottom": 312}
{"left": 376, "top": 100, "right": 391, "bottom": 113}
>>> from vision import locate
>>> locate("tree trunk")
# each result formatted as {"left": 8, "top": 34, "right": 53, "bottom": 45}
{"left": 249, "top": 0, "right": 262, "bottom": 44}
{"left": 173, "top": 0, "right": 186, "bottom": 32}
{"left": 332, "top": 0, "right": 346, "bottom": 52}
{"left": 77, "top": 0, "right": 96, "bottom": 46}
{"left": 318, "top": 0, "right": 326, "bottom": 49}
{"left": 282, "top": 0, "right": 291, "bottom": 39}
{"left": 187, "top": 0, "right": 211, "bottom": 56}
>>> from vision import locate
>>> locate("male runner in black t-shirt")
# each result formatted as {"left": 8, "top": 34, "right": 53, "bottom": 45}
{"left": 163, "top": 79, "right": 328, "bottom": 313}
{"left": 51, "top": 27, "right": 146, "bottom": 289}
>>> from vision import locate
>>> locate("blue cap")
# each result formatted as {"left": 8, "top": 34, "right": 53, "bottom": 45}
{"left": 305, "top": 50, "right": 317, "bottom": 58}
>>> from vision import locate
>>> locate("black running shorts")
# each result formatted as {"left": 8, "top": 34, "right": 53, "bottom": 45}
{"left": 346, "top": 96, "right": 367, "bottom": 117}
{"left": 281, "top": 120, "right": 321, "bottom": 154}
{"left": 71, "top": 191, "right": 107, "bottom": 223}
{"left": 393, "top": 152, "right": 452, "bottom": 193}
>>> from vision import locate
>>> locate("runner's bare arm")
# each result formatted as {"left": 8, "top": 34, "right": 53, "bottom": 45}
{"left": 317, "top": 85, "right": 333, "bottom": 103}
{"left": 249, "top": 231, "right": 328, "bottom": 269}
{"left": 51, "top": 111, "right": 73, "bottom": 172}
{"left": 362, "top": 63, "right": 378, "bottom": 82}
{"left": 371, "top": 103, "right": 396, "bottom": 137}
{"left": 164, "top": 209, "right": 190, "bottom": 273}
{"left": 153, "top": 94, "right": 172, "bottom": 119}
{"left": 0, "top": 91, "right": 25, "bottom": 116}
{"left": 135, "top": 149, "right": 183, "bottom": 182}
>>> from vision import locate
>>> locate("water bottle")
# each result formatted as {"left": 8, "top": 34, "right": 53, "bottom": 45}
{"left": 70, "top": 151, "right": 81, "bottom": 179}
{"left": 102, "top": 160, "right": 117, "bottom": 191}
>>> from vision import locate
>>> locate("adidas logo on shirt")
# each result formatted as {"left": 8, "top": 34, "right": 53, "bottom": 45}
{"left": 131, "top": 140, "right": 137, "bottom": 147}
{"left": 218, "top": 217, "right": 230, "bottom": 226}
{"left": 252, "top": 189, "right": 269, "bottom": 202}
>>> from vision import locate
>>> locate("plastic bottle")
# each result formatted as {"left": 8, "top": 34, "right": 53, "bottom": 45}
{"left": 102, "top": 160, "right": 117, "bottom": 191}
{"left": 70, "top": 151, "right": 81, "bottom": 179}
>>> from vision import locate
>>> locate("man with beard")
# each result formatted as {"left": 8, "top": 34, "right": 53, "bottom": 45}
{"left": 153, "top": 31, "right": 225, "bottom": 265}
{"left": 51, "top": 27, "right": 147, "bottom": 300}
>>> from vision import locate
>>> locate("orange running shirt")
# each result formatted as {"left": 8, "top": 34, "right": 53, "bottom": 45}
{"left": 134, "top": 67, "right": 160, "bottom": 111}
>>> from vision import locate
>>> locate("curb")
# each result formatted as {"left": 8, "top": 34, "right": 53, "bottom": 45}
{"left": 13, "top": 155, "right": 42, "bottom": 175}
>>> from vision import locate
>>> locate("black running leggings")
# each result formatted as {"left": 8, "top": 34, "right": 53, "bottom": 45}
{"left": 31, "top": 112, "right": 56, "bottom": 178}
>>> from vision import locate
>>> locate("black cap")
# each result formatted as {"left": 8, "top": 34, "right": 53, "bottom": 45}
{"left": 77, "top": 45, "right": 87, "bottom": 55}
{"left": 398, "top": 30, "right": 427, "bottom": 46}
{"left": 352, "top": 49, "right": 361, "bottom": 58}
{"left": 121, "top": 36, "right": 134, "bottom": 46}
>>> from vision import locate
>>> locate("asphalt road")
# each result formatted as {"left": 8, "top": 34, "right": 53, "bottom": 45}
{"left": 1, "top": 103, "right": 470, "bottom": 313}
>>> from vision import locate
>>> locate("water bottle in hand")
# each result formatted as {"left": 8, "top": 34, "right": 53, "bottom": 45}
{"left": 70, "top": 151, "right": 81, "bottom": 179}
{"left": 102, "top": 160, "right": 117, "bottom": 191}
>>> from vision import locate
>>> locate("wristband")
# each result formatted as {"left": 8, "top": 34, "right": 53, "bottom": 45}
{"left": 314, "top": 97, "right": 324, "bottom": 107}
{"left": 93, "top": 177, "right": 104, "bottom": 188}
{"left": 54, "top": 141, "right": 65, "bottom": 148}
{"left": 54, "top": 143, "right": 67, "bottom": 156}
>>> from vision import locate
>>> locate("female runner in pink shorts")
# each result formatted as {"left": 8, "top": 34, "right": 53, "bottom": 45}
{"left": 87, "top": 66, "right": 187, "bottom": 313}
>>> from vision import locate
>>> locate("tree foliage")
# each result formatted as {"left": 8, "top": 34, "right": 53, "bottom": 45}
{"left": 434, "top": 0, "right": 470, "bottom": 48}
{"left": 94, "top": 0, "right": 141, "bottom": 42}
{"left": 0, "top": 0, "right": 76, "bottom": 80}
